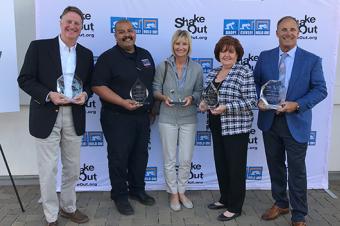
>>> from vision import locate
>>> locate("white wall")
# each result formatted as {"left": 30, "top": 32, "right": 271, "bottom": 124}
{"left": 329, "top": 36, "right": 340, "bottom": 171}
{"left": 0, "top": 0, "right": 339, "bottom": 176}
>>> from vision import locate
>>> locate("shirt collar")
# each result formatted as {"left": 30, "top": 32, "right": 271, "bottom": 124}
{"left": 58, "top": 35, "right": 77, "bottom": 51}
{"left": 167, "top": 55, "right": 189, "bottom": 67}
{"left": 279, "top": 46, "right": 297, "bottom": 58}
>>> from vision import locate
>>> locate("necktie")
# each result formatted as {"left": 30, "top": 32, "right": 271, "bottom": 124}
{"left": 278, "top": 52, "right": 288, "bottom": 98}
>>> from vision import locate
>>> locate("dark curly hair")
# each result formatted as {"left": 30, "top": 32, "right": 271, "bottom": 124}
{"left": 214, "top": 36, "right": 244, "bottom": 62}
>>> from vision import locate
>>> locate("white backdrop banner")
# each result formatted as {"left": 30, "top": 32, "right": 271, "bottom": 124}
{"left": 35, "top": 0, "right": 340, "bottom": 191}
{"left": 0, "top": 0, "right": 19, "bottom": 113}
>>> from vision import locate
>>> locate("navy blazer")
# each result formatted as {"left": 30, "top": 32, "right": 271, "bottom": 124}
{"left": 18, "top": 37, "right": 94, "bottom": 138}
{"left": 254, "top": 47, "right": 327, "bottom": 143}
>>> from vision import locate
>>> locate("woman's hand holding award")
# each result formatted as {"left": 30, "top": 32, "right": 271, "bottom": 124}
{"left": 202, "top": 81, "right": 219, "bottom": 109}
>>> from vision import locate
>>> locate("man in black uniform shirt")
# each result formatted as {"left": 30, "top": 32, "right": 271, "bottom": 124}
{"left": 92, "top": 19, "right": 155, "bottom": 215}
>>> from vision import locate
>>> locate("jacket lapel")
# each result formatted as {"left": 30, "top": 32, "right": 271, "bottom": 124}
{"left": 49, "top": 37, "right": 62, "bottom": 77}
{"left": 270, "top": 47, "right": 280, "bottom": 80}
{"left": 286, "top": 47, "right": 303, "bottom": 97}
{"left": 75, "top": 45, "right": 81, "bottom": 78}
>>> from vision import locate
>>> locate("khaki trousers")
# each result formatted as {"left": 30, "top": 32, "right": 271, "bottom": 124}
{"left": 35, "top": 106, "right": 81, "bottom": 223}
{"left": 159, "top": 122, "right": 196, "bottom": 194}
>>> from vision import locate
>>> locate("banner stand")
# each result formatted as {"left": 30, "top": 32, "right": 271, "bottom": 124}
{"left": 0, "top": 144, "right": 25, "bottom": 212}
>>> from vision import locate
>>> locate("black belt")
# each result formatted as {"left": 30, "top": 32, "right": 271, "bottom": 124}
{"left": 60, "top": 104, "right": 73, "bottom": 106}
{"left": 275, "top": 112, "right": 285, "bottom": 117}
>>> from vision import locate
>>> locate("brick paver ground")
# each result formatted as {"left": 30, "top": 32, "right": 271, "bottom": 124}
{"left": 0, "top": 180, "right": 339, "bottom": 226}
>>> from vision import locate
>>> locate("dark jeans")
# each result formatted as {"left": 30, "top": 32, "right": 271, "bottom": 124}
{"left": 263, "top": 115, "right": 308, "bottom": 222}
{"left": 209, "top": 114, "right": 249, "bottom": 214}
{"left": 100, "top": 108, "right": 150, "bottom": 200}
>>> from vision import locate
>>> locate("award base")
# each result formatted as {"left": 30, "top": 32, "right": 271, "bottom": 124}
{"left": 169, "top": 101, "right": 186, "bottom": 106}
{"left": 260, "top": 97, "right": 282, "bottom": 110}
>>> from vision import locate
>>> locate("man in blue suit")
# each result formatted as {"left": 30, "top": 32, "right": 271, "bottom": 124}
{"left": 254, "top": 16, "right": 327, "bottom": 226}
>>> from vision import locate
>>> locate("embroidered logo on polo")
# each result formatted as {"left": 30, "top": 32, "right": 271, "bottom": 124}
{"left": 141, "top": 58, "right": 151, "bottom": 67}
{"left": 110, "top": 17, "right": 158, "bottom": 35}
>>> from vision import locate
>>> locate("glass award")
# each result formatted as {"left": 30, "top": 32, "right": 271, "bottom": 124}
{"left": 260, "top": 80, "right": 285, "bottom": 110}
{"left": 202, "top": 81, "right": 219, "bottom": 109}
{"left": 169, "top": 89, "right": 185, "bottom": 105}
{"left": 56, "top": 73, "right": 83, "bottom": 101}
{"left": 130, "top": 78, "right": 149, "bottom": 105}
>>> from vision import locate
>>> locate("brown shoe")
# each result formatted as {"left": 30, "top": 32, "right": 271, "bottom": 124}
{"left": 292, "top": 222, "right": 307, "bottom": 226}
{"left": 261, "top": 204, "right": 289, "bottom": 220}
{"left": 60, "top": 209, "right": 89, "bottom": 223}
{"left": 46, "top": 221, "right": 58, "bottom": 226}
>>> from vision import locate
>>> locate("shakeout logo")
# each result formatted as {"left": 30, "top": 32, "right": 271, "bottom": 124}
{"left": 77, "top": 163, "right": 98, "bottom": 186}
{"left": 192, "top": 58, "right": 213, "bottom": 74}
{"left": 145, "top": 167, "right": 157, "bottom": 181}
{"left": 223, "top": 19, "right": 270, "bottom": 35}
{"left": 246, "top": 166, "right": 263, "bottom": 180}
{"left": 110, "top": 17, "right": 158, "bottom": 35}
{"left": 80, "top": 12, "right": 95, "bottom": 38}
{"left": 82, "top": 131, "right": 104, "bottom": 146}
{"left": 309, "top": 131, "right": 317, "bottom": 146}
{"left": 297, "top": 15, "right": 318, "bottom": 40}
{"left": 188, "top": 162, "right": 204, "bottom": 184}
{"left": 195, "top": 131, "right": 211, "bottom": 146}
{"left": 85, "top": 97, "right": 97, "bottom": 115}
{"left": 240, "top": 52, "right": 259, "bottom": 70}
{"left": 175, "top": 14, "right": 208, "bottom": 40}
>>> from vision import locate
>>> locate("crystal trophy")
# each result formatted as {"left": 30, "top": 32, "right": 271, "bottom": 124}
{"left": 260, "top": 80, "right": 286, "bottom": 110}
{"left": 169, "top": 89, "right": 185, "bottom": 105}
{"left": 202, "top": 81, "right": 219, "bottom": 109}
{"left": 56, "top": 73, "right": 83, "bottom": 101}
{"left": 130, "top": 78, "right": 149, "bottom": 105}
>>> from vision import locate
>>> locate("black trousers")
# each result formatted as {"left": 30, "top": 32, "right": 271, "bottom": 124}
{"left": 263, "top": 115, "right": 308, "bottom": 222}
{"left": 100, "top": 109, "right": 150, "bottom": 200}
{"left": 209, "top": 115, "right": 249, "bottom": 213}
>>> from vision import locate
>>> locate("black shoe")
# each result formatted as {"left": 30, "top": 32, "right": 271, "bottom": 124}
{"left": 129, "top": 192, "right": 155, "bottom": 206}
{"left": 207, "top": 202, "right": 225, "bottom": 210}
{"left": 114, "top": 198, "right": 134, "bottom": 215}
{"left": 217, "top": 212, "right": 241, "bottom": 221}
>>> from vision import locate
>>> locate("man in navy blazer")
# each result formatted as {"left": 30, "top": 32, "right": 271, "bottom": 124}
{"left": 254, "top": 16, "right": 327, "bottom": 226}
{"left": 18, "top": 6, "right": 93, "bottom": 226}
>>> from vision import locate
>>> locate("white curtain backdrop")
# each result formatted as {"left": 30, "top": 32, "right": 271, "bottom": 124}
{"left": 34, "top": 0, "right": 340, "bottom": 191}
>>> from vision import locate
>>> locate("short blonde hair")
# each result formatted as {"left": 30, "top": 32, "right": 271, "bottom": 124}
{"left": 171, "top": 30, "right": 192, "bottom": 56}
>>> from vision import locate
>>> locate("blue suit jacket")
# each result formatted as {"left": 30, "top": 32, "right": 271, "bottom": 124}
{"left": 254, "top": 47, "right": 327, "bottom": 143}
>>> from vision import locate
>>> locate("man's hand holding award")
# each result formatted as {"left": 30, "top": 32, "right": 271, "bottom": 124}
{"left": 259, "top": 80, "right": 286, "bottom": 110}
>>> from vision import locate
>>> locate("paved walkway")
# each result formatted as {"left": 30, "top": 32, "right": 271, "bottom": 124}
{"left": 0, "top": 180, "right": 339, "bottom": 226}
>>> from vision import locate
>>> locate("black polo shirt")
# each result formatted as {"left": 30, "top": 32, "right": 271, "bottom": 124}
{"left": 92, "top": 45, "right": 155, "bottom": 114}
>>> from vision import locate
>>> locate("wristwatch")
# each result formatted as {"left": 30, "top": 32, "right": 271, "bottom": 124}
{"left": 296, "top": 103, "right": 300, "bottom": 112}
